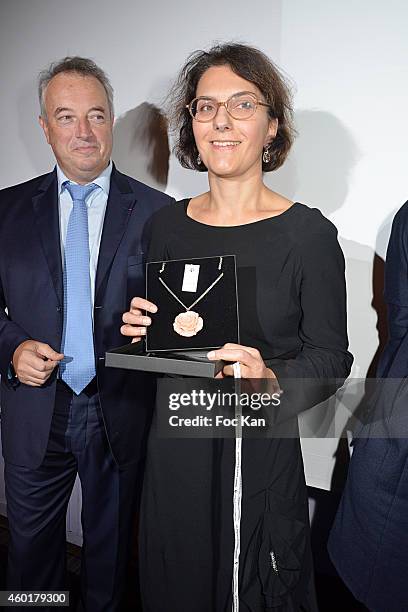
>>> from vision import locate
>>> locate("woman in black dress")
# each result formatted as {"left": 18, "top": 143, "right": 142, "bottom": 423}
{"left": 122, "top": 43, "right": 353, "bottom": 611}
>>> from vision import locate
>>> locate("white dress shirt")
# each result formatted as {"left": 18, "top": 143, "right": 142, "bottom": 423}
{"left": 56, "top": 162, "right": 112, "bottom": 307}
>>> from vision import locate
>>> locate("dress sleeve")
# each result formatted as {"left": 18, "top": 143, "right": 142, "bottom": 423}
{"left": 265, "top": 223, "right": 353, "bottom": 412}
{"left": 377, "top": 201, "right": 408, "bottom": 377}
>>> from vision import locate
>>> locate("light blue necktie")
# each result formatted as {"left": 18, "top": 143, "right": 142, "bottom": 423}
{"left": 60, "top": 182, "right": 99, "bottom": 395}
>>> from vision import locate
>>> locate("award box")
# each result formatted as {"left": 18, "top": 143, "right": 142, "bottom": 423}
{"left": 106, "top": 255, "right": 240, "bottom": 378}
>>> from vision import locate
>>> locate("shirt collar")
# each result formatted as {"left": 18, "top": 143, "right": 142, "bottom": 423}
{"left": 57, "top": 161, "right": 113, "bottom": 197}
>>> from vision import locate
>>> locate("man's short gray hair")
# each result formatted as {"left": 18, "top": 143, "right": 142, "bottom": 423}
{"left": 38, "top": 56, "right": 114, "bottom": 120}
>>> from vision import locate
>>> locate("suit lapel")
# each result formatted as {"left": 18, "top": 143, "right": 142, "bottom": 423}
{"left": 95, "top": 167, "right": 137, "bottom": 303}
{"left": 31, "top": 170, "right": 63, "bottom": 306}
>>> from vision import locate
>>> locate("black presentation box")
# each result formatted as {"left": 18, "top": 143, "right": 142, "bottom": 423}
{"left": 105, "top": 255, "right": 240, "bottom": 378}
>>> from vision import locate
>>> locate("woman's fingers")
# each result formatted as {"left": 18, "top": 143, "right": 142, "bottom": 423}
{"left": 120, "top": 323, "right": 147, "bottom": 338}
{"left": 222, "top": 343, "right": 261, "bottom": 358}
{"left": 207, "top": 344, "right": 274, "bottom": 379}
{"left": 130, "top": 297, "right": 158, "bottom": 313}
{"left": 122, "top": 311, "right": 151, "bottom": 326}
{"left": 207, "top": 347, "right": 256, "bottom": 366}
{"left": 122, "top": 297, "right": 158, "bottom": 341}
{"left": 121, "top": 308, "right": 154, "bottom": 340}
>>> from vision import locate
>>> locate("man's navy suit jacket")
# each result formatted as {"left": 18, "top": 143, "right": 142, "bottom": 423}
{"left": 0, "top": 165, "right": 172, "bottom": 469}
{"left": 328, "top": 201, "right": 408, "bottom": 611}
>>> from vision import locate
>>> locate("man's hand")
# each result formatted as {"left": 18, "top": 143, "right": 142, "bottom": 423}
{"left": 12, "top": 340, "right": 64, "bottom": 387}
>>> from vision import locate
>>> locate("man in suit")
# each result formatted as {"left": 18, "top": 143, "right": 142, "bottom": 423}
{"left": 0, "top": 56, "right": 172, "bottom": 610}
{"left": 328, "top": 202, "right": 408, "bottom": 611}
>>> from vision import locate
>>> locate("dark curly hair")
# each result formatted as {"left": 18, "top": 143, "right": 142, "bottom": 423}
{"left": 168, "top": 42, "right": 295, "bottom": 172}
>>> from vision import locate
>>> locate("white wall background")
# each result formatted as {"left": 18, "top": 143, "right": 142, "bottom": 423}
{"left": 1, "top": 0, "right": 408, "bottom": 504}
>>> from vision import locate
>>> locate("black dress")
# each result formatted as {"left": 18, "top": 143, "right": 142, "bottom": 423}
{"left": 139, "top": 201, "right": 353, "bottom": 612}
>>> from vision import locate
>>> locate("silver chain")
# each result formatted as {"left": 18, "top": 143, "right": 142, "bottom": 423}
{"left": 158, "top": 272, "right": 224, "bottom": 311}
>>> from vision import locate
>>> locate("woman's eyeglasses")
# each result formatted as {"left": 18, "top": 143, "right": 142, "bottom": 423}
{"left": 186, "top": 91, "right": 273, "bottom": 123}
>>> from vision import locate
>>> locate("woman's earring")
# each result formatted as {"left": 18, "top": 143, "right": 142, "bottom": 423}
{"left": 197, "top": 153, "right": 202, "bottom": 165}
{"left": 262, "top": 146, "right": 271, "bottom": 164}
